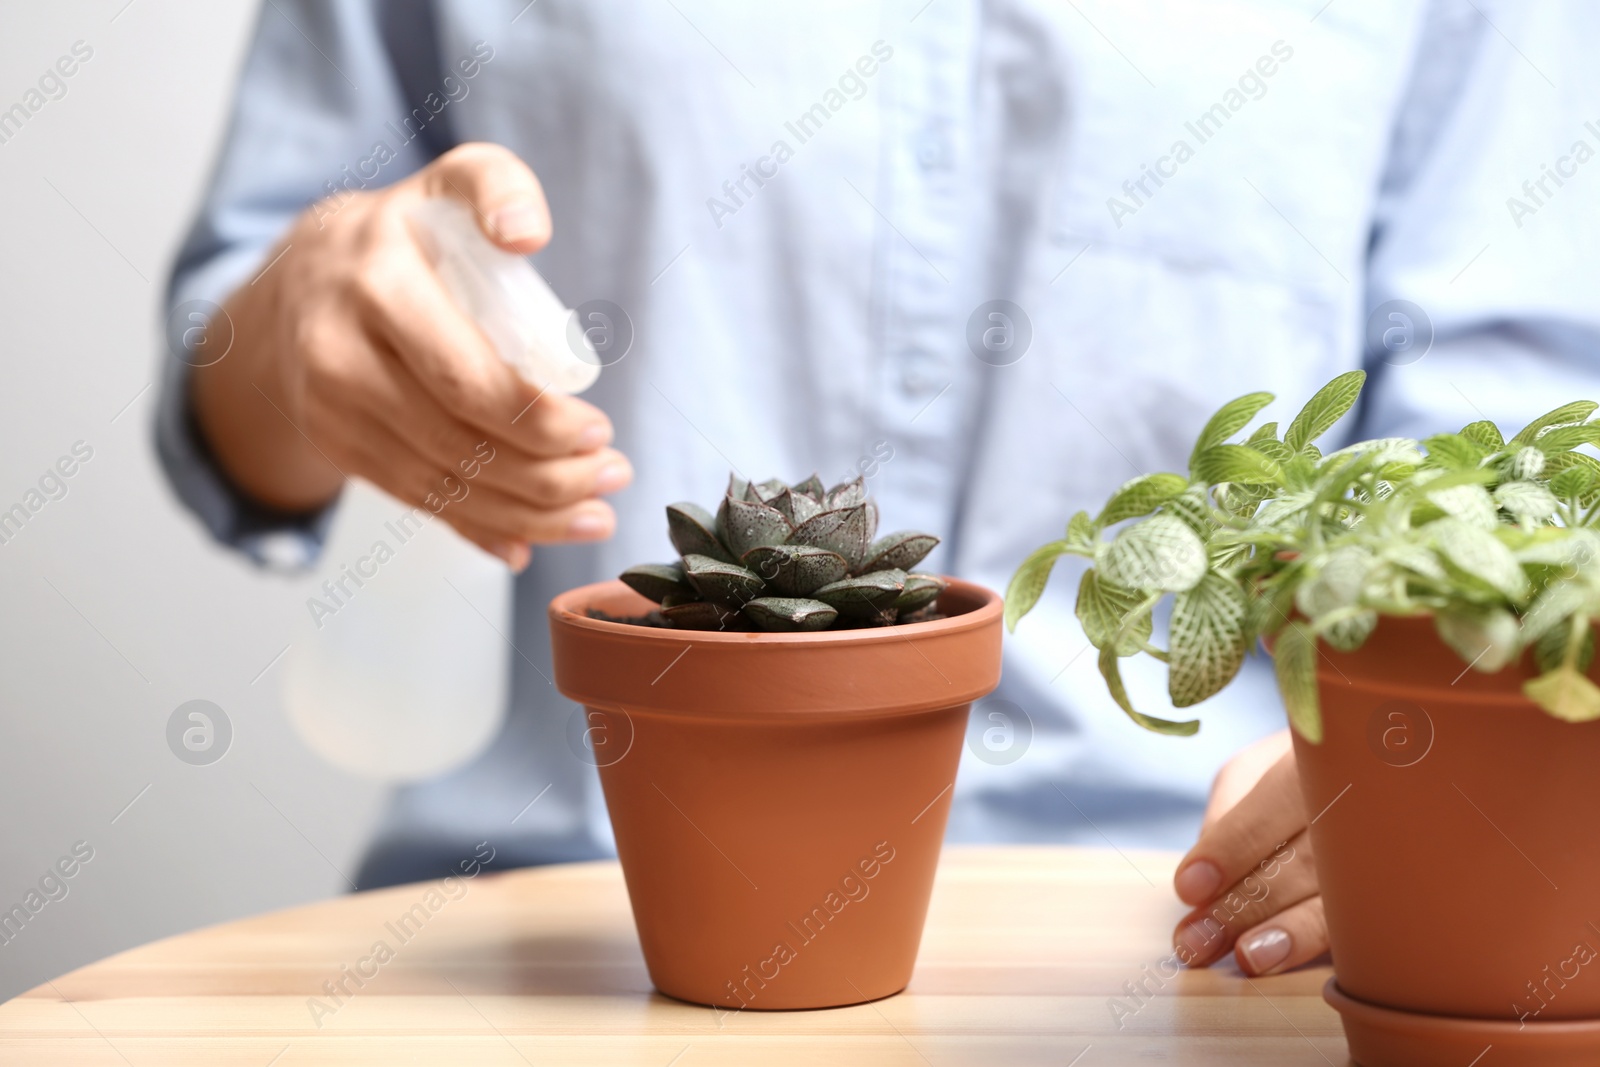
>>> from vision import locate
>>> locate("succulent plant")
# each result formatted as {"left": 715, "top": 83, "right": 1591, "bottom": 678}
{"left": 621, "top": 474, "right": 946, "bottom": 632}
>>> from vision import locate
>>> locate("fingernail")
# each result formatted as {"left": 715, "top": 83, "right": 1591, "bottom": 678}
{"left": 568, "top": 512, "right": 612, "bottom": 540}
{"left": 491, "top": 202, "right": 546, "bottom": 243}
{"left": 595, "top": 462, "right": 631, "bottom": 494}
{"left": 1174, "top": 860, "right": 1222, "bottom": 905}
{"left": 577, "top": 423, "right": 612, "bottom": 450}
{"left": 1239, "top": 928, "right": 1292, "bottom": 975}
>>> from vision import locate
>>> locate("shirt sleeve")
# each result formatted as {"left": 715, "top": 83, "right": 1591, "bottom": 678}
{"left": 155, "top": 0, "right": 449, "bottom": 569}
{"left": 1358, "top": 0, "right": 1600, "bottom": 442}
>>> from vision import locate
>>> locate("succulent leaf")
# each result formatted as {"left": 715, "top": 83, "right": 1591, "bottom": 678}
{"left": 682, "top": 554, "right": 766, "bottom": 605}
{"left": 668, "top": 502, "right": 733, "bottom": 563}
{"left": 662, "top": 600, "right": 741, "bottom": 630}
{"left": 894, "top": 573, "right": 945, "bottom": 612}
{"left": 752, "top": 477, "right": 789, "bottom": 503}
{"left": 790, "top": 505, "right": 872, "bottom": 569}
{"left": 770, "top": 487, "right": 824, "bottom": 526}
{"left": 813, "top": 569, "right": 906, "bottom": 620}
{"left": 717, "top": 495, "right": 794, "bottom": 557}
{"left": 741, "top": 543, "right": 850, "bottom": 596}
{"left": 825, "top": 476, "right": 867, "bottom": 509}
{"left": 860, "top": 531, "right": 939, "bottom": 574}
{"left": 619, "top": 562, "right": 692, "bottom": 604}
{"left": 626, "top": 472, "right": 941, "bottom": 632}
{"left": 793, "top": 473, "right": 826, "bottom": 499}
{"left": 742, "top": 597, "right": 838, "bottom": 632}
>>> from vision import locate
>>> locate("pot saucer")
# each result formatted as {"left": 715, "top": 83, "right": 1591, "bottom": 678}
{"left": 1326, "top": 979, "right": 1600, "bottom": 1066}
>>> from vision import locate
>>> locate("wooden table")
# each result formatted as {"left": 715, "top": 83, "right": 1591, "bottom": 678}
{"left": 0, "top": 846, "right": 1346, "bottom": 1065}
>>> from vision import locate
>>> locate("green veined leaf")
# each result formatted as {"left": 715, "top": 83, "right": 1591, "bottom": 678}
{"left": 1531, "top": 423, "right": 1600, "bottom": 454}
{"left": 1077, "top": 569, "right": 1152, "bottom": 655}
{"left": 1005, "top": 539, "right": 1071, "bottom": 632}
{"left": 1435, "top": 608, "right": 1520, "bottom": 674}
{"left": 1525, "top": 666, "right": 1600, "bottom": 723}
{"left": 1427, "top": 483, "right": 1498, "bottom": 531}
{"left": 1097, "top": 514, "right": 1208, "bottom": 592}
{"left": 1428, "top": 518, "right": 1529, "bottom": 599}
{"left": 1326, "top": 436, "right": 1425, "bottom": 469}
{"left": 1098, "top": 645, "right": 1200, "bottom": 736}
{"left": 1191, "top": 391, "right": 1275, "bottom": 466}
{"left": 1168, "top": 572, "right": 1250, "bottom": 707}
{"left": 1163, "top": 485, "right": 1216, "bottom": 538}
{"left": 1284, "top": 370, "right": 1366, "bottom": 453}
{"left": 1506, "top": 446, "right": 1547, "bottom": 481}
{"left": 1246, "top": 421, "right": 1280, "bottom": 445}
{"left": 1421, "top": 433, "right": 1486, "bottom": 472}
{"left": 1534, "top": 621, "right": 1595, "bottom": 674}
{"left": 1550, "top": 464, "right": 1597, "bottom": 501}
{"left": 1510, "top": 401, "right": 1598, "bottom": 446}
{"left": 1459, "top": 419, "right": 1504, "bottom": 448}
{"left": 1294, "top": 546, "right": 1376, "bottom": 620}
{"left": 1322, "top": 610, "right": 1377, "bottom": 652}
{"left": 1273, "top": 621, "right": 1322, "bottom": 743}
{"left": 1192, "top": 445, "right": 1285, "bottom": 487}
{"left": 1493, "top": 481, "right": 1559, "bottom": 522}
{"left": 1545, "top": 452, "right": 1600, "bottom": 507}
{"left": 1520, "top": 582, "right": 1595, "bottom": 646}
{"left": 1065, "top": 510, "right": 1097, "bottom": 551}
{"left": 1096, "top": 472, "right": 1190, "bottom": 527}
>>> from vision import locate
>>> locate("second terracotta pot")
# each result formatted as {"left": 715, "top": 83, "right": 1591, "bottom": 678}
{"left": 548, "top": 578, "right": 1003, "bottom": 1009}
{"left": 1294, "top": 614, "right": 1600, "bottom": 1066}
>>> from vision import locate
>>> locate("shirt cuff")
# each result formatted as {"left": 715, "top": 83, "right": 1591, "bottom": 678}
{"left": 154, "top": 247, "right": 338, "bottom": 572}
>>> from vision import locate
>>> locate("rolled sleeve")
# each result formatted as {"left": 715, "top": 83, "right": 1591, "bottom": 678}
{"left": 154, "top": 0, "right": 447, "bottom": 568}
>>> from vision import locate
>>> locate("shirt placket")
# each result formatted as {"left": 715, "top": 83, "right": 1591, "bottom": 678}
{"left": 869, "top": 0, "right": 978, "bottom": 543}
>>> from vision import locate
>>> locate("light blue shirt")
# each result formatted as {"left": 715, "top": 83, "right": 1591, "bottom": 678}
{"left": 159, "top": 0, "right": 1600, "bottom": 887}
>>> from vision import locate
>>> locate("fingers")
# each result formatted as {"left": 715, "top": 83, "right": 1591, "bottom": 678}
{"left": 350, "top": 221, "right": 613, "bottom": 451}
{"left": 1172, "top": 831, "right": 1316, "bottom": 968}
{"left": 1232, "top": 895, "right": 1330, "bottom": 977}
{"left": 1203, "top": 728, "right": 1292, "bottom": 829}
{"left": 350, "top": 412, "right": 617, "bottom": 548}
{"left": 419, "top": 142, "right": 551, "bottom": 252}
{"left": 360, "top": 350, "right": 628, "bottom": 498}
{"left": 1174, "top": 751, "right": 1306, "bottom": 906}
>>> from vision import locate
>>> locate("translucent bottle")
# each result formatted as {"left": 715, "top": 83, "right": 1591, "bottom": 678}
{"left": 282, "top": 198, "right": 599, "bottom": 782}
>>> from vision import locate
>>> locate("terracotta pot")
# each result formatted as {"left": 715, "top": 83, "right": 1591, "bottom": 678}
{"left": 1293, "top": 614, "right": 1600, "bottom": 1066}
{"left": 548, "top": 578, "right": 1003, "bottom": 1009}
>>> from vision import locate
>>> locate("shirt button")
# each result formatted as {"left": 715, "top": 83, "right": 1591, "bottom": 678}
{"left": 915, "top": 131, "right": 950, "bottom": 170}
{"left": 898, "top": 350, "right": 946, "bottom": 396}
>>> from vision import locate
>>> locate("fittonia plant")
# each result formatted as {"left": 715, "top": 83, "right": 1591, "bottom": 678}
{"left": 621, "top": 473, "right": 945, "bottom": 632}
{"left": 1007, "top": 371, "right": 1600, "bottom": 741}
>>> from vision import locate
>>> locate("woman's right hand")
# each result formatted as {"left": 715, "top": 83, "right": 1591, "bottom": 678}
{"left": 190, "top": 142, "right": 632, "bottom": 570}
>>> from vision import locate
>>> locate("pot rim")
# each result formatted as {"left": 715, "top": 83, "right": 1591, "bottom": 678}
{"left": 548, "top": 576, "right": 1003, "bottom": 647}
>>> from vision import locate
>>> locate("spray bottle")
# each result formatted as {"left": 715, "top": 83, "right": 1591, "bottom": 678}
{"left": 281, "top": 199, "right": 600, "bottom": 782}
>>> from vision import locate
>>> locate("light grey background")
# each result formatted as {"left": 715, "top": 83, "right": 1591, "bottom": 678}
{"left": 0, "top": 0, "right": 389, "bottom": 1001}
